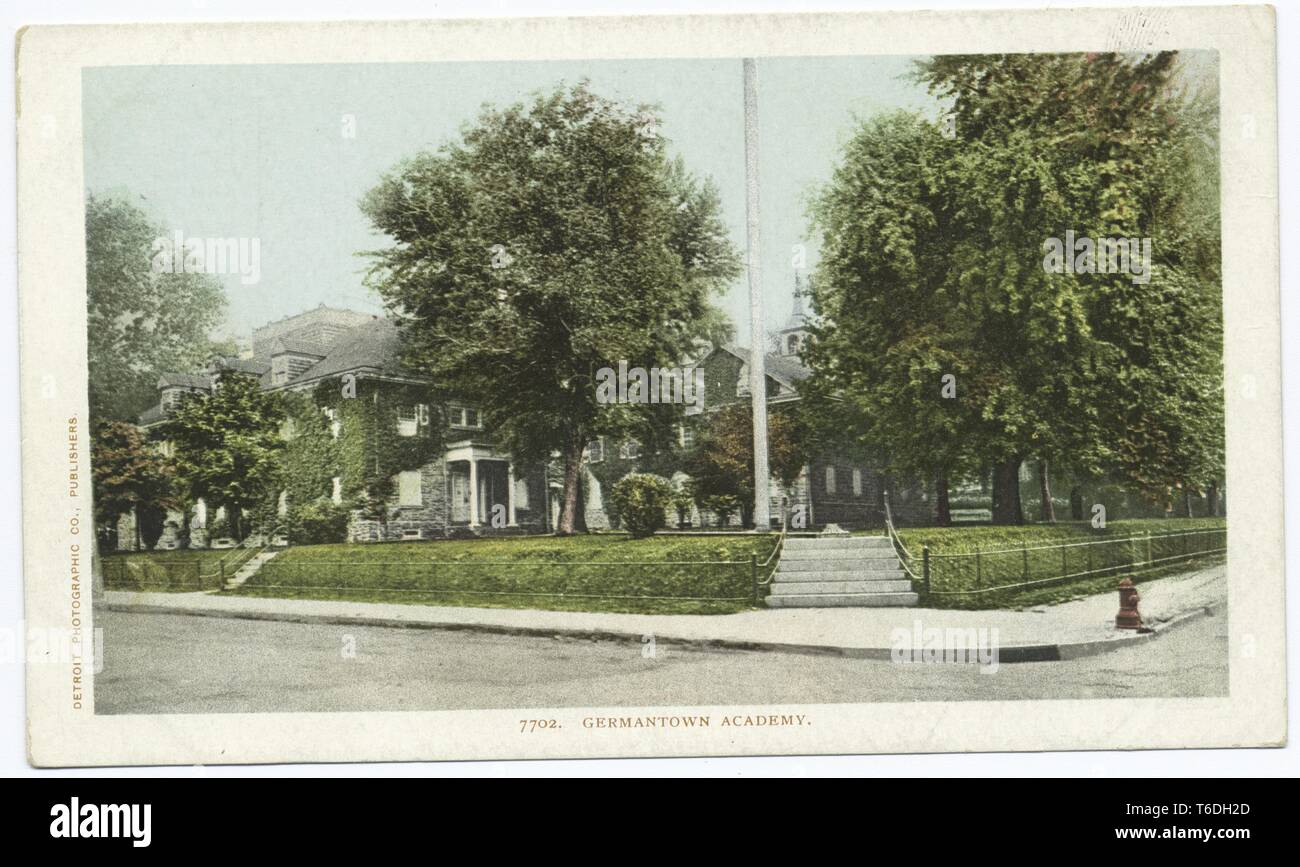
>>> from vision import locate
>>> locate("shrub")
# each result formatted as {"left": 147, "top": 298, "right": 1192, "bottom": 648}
{"left": 607, "top": 473, "right": 674, "bottom": 538}
{"left": 286, "top": 499, "right": 350, "bottom": 546}
{"left": 206, "top": 516, "right": 233, "bottom": 542}
{"left": 702, "top": 494, "right": 740, "bottom": 527}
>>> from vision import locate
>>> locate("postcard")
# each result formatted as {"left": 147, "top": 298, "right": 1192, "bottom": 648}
{"left": 16, "top": 6, "right": 1283, "bottom": 766}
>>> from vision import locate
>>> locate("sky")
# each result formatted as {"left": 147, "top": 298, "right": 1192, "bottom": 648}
{"left": 82, "top": 56, "right": 940, "bottom": 346}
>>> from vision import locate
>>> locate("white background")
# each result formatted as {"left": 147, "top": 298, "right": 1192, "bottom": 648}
{"left": 1, "top": 0, "right": 1293, "bottom": 778}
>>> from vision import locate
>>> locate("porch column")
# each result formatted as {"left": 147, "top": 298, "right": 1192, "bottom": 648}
{"left": 468, "top": 456, "right": 481, "bottom": 528}
{"left": 506, "top": 463, "right": 518, "bottom": 527}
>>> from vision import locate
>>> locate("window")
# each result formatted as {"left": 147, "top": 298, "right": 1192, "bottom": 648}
{"left": 449, "top": 405, "right": 483, "bottom": 430}
{"left": 402, "top": 528, "right": 422, "bottom": 540}
{"left": 331, "top": 477, "right": 343, "bottom": 505}
{"left": 397, "top": 405, "right": 419, "bottom": 437}
{"left": 397, "top": 470, "right": 422, "bottom": 507}
{"left": 587, "top": 438, "right": 605, "bottom": 463}
{"left": 678, "top": 424, "right": 694, "bottom": 448}
{"left": 323, "top": 407, "right": 341, "bottom": 439}
{"left": 619, "top": 440, "right": 641, "bottom": 460}
{"left": 825, "top": 466, "right": 836, "bottom": 495}
{"left": 853, "top": 468, "right": 863, "bottom": 496}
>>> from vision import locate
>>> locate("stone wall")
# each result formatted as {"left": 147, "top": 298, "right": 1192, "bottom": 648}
{"left": 348, "top": 457, "right": 449, "bottom": 542}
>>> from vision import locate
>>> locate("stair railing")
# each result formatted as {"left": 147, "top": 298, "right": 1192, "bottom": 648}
{"left": 882, "top": 492, "right": 928, "bottom": 594}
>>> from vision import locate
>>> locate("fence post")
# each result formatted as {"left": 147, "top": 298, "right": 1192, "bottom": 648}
{"left": 1061, "top": 543, "right": 1068, "bottom": 579}
{"left": 1021, "top": 542, "right": 1028, "bottom": 581}
{"left": 219, "top": 560, "right": 225, "bottom": 591}
{"left": 750, "top": 554, "right": 759, "bottom": 606}
{"left": 1146, "top": 530, "right": 1153, "bottom": 566}
{"left": 922, "top": 545, "right": 931, "bottom": 596}
{"left": 1087, "top": 540, "right": 1093, "bottom": 575}
{"left": 975, "top": 547, "right": 982, "bottom": 587}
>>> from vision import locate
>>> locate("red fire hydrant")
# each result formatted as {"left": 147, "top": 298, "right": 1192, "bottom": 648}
{"left": 1115, "top": 577, "right": 1143, "bottom": 630}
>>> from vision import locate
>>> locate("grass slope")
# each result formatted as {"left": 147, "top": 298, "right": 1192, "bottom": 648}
{"left": 231, "top": 534, "right": 780, "bottom": 615}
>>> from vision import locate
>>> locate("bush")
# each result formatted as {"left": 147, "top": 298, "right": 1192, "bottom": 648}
{"left": 701, "top": 494, "right": 740, "bottom": 527}
{"left": 607, "top": 473, "right": 674, "bottom": 538}
{"left": 206, "top": 516, "right": 233, "bottom": 542}
{"left": 286, "top": 499, "right": 351, "bottom": 546}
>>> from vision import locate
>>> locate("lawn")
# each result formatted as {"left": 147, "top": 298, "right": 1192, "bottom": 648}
{"left": 101, "top": 547, "right": 246, "bottom": 592}
{"left": 895, "top": 517, "right": 1227, "bottom": 609}
{"left": 230, "top": 534, "right": 781, "bottom": 615}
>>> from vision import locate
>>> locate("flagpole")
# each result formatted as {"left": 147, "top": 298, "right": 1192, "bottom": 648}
{"left": 743, "top": 58, "right": 771, "bottom": 530}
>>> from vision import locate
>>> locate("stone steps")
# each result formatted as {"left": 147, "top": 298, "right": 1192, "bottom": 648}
{"left": 780, "top": 546, "right": 898, "bottom": 561}
{"left": 766, "top": 591, "right": 918, "bottom": 608}
{"left": 772, "top": 569, "right": 909, "bottom": 584}
{"left": 778, "top": 557, "right": 902, "bottom": 572}
{"left": 768, "top": 578, "right": 913, "bottom": 595}
{"left": 766, "top": 533, "right": 917, "bottom": 608}
{"left": 782, "top": 535, "right": 892, "bottom": 551}
{"left": 224, "top": 550, "right": 279, "bottom": 590}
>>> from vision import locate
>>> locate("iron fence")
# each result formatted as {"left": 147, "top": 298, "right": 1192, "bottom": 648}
{"left": 881, "top": 493, "right": 1226, "bottom": 599}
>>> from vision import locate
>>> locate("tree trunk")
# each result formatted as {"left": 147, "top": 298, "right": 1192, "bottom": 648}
{"left": 1207, "top": 480, "right": 1219, "bottom": 517}
{"left": 1183, "top": 489, "right": 1195, "bottom": 518}
{"left": 991, "top": 457, "right": 1024, "bottom": 525}
{"left": 935, "top": 470, "right": 951, "bottom": 526}
{"left": 1038, "top": 460, "right": 1056, "bottom": 523}
{"left": 556, "top": 431, "right": 585, "bottom": 535}
{"left": 1070, "top": 486, "right": 1084, "bottom": 521}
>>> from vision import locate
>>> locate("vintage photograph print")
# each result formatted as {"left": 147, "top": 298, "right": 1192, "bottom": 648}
{"left": 17, "top": 9, "right": 1283, "bottom": 765}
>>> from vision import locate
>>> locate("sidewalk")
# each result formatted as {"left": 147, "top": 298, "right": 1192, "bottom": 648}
{"left": 100, "top": 562, "right": 1225, "bottom": 662}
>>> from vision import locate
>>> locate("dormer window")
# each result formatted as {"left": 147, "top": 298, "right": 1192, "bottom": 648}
{"left": 619, "top": 440, "right": 641, "bottom": 460}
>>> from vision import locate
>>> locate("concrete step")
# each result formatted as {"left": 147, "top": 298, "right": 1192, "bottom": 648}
{"left": 778, "top": 557, "right": 902, "bottom": 573}
{"left": 768, "top": 579, "right": 914, "bottom": 595}
{"left": 782, "top": 535, "right": 892, "bottom": 551}
{"left": 766, "top": 591, "right": 919, "bottom": 608}
{"left": 780, "top": 546, "right": 902, "bottom": 561}
{"left": 225, "top": 550, "right": 279, "bottom": 590}
{"left": 773, "top": 568, "right": 909, "bottom": 583}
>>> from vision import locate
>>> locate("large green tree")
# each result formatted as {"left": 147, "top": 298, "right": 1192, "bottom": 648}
{"left": 806, "top": 52, "right": 1223, "bottom": 524}
{"left": 360, "top": 82, "right": 739, "bottom": 533}
{"left": 164, "top": 373, "right": 285, "bottom": 540}
{"left": 84, "top": 194, "right": 228, "bottom": 422}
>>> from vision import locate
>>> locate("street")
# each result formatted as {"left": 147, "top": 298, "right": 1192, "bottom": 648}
{"left": 91, "top": 607, "right": 1228, "bottom": 714}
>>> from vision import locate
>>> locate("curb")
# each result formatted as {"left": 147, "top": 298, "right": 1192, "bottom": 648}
{"left": 100, "top": 596, "right": 1223, "bottom": 664}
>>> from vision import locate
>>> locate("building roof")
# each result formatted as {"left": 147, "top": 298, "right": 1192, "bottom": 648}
{"left": 269, "top": 337, "right": 330, "bottom": 358}
{"left": 210, "top": 356, "right": 272, "bottom": 376}
{"left": 718, "top": 343, "right": 811, "bottom": 390}
{"left": 157, "top": 373, "right": 212, "bottom": 389}
{"left": 282, "top": 316, "right": 418, "bottom": 386}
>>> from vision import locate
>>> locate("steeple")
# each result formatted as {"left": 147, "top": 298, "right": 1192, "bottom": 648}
{"left": 777, "top": 273, "right": 811, "bottom": 357}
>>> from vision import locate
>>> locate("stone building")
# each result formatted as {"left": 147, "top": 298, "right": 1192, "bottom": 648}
{"left": 121, "top": 286, "right": 930, "bottom": 549}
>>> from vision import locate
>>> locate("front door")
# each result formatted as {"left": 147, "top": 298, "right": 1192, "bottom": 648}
{"left": 450, "top": 467, "right": 470, "bottom": 523}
